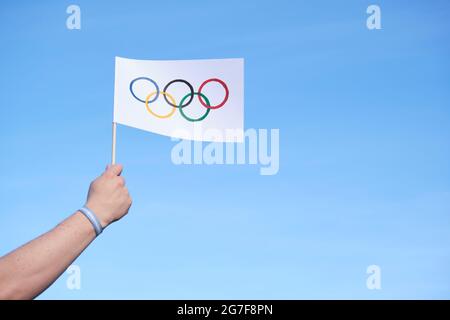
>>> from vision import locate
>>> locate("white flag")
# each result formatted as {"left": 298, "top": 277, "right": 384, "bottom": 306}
{"left": 113, "top": 57, "right": 244, "bottom": 142}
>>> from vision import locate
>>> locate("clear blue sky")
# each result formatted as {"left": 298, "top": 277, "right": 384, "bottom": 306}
{"left": 0, "top": 0, "right": 449, "bottom": 299}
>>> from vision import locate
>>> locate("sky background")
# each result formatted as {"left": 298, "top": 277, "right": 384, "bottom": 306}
{"left": 0, "top": 0, "right": 449, "bottom": 299}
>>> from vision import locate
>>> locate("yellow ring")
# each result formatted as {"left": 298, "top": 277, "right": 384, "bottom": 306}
{"left": 145, "top": 91, "right": 177, "bottom": 119}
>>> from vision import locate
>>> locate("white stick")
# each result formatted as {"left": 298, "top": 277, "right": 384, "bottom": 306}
{"left": 111, "top": 122, "right": 117, "bottom": 165}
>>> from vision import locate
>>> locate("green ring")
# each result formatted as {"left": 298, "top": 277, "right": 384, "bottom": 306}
{"left": 178, "top": 92, "right": 211, "bottom": 122}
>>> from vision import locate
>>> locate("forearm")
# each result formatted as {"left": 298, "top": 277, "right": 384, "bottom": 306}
{"left": 0, "top": 164, "right": 131, "bottom": 300}
{"left": 0, "top": 211, "right": 96, "bottom": 299}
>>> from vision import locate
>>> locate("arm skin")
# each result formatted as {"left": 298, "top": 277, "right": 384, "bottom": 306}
{"left": 0, "top": 164, "right": 132, "bottom": 300}
{"left": 0, "top": 212, "right": 96, "bottom": 299}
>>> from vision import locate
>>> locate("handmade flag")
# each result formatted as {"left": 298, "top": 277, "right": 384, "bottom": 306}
{"left": 113, "top": 57, "right": 244, "bottom": 143}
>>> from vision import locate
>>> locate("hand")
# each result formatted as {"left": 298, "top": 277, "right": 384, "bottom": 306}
{"left": 85, "top": 164, "right": 132, "bottom": 228}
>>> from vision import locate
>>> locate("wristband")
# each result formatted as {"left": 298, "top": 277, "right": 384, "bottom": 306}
{"left": 79, "top": 206, "right": 103, "bottom": 236}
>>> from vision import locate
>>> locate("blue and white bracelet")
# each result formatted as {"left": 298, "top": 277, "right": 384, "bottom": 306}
{"left": 79, "top": 206, "right": 103, "bottom": 236}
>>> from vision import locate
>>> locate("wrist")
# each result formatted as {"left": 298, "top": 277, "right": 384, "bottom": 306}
{"left": 79, "top": 205, "right": 105, "bottom": 236}
{"left": 84, "top": 202, "right": 112, "bottom": 228}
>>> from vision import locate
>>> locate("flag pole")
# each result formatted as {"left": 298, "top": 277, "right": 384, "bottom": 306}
{"left": 111, "top": 122, "right": 117, "bottom": 165}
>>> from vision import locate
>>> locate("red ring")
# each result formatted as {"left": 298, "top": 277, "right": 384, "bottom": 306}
{"left": 197, "top": 78, "right": 229, "bottom": 109}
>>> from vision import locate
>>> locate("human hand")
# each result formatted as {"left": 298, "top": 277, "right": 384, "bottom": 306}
{"left": 85, "top": 164, "right": 132, "bottom": 228}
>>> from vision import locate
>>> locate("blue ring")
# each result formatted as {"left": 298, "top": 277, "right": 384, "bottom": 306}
{"left": 129, "top": 77, "right": 159, "bottom": 103}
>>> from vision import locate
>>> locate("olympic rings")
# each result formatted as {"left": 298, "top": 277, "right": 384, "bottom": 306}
{"left": 145, "top": 91, "right": 177, "bottom": 119}
{"left": 163, "top": 79, "right": 194, "bottom": 109}
{"left": 129, "top": 77, "right": 229, "bottom": 122}
{"left": 130, "top": 77, "right": 159, "bottom": 103}
{"left": 179, "top": 92, "right": 211, "bottom": 122}
{"left": 198, "top": 78, "right": 229, "bottom": 109}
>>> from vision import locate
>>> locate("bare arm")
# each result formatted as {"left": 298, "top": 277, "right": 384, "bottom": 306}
{"left": 0, "top": 164, "right": 132, "bottom": 299}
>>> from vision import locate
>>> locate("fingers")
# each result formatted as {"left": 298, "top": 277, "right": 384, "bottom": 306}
{"left": 105, "top": 164, "right": 123, "bottom": 177}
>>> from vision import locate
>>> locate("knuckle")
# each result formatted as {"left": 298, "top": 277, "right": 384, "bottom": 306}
{"left": 103, "top": 171, "right": 113, "bottom": 178}
{"left": 124, "top": 191, "right": 132, "bottom": 205}
{"left": 90, "top": 180, "right": 98, "bottom": 189}
{"left": 116, "top": 177, "right": 125, "bottom": 187}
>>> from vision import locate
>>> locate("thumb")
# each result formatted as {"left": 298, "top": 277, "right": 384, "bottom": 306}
{"left": 105, "top": 163, "right": 123, "bottom": 176}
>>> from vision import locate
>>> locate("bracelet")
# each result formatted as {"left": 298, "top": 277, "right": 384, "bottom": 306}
{"left": 79, "top": 206, "right": 103, "bottom": 236}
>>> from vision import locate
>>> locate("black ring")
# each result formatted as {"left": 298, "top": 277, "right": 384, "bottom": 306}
{"left": 163, "top": 79, "right": 194, "bottom": 109}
